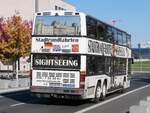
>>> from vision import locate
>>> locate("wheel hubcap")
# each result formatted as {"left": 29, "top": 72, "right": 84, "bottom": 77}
{"left": 96, "top": 86, "right": 101, "bottom": 98}
{"left": 103, "top": 85, "right": 106, "bottom": 97}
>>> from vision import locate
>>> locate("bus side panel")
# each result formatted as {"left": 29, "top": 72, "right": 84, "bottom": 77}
{"left": 84, "top": 75, "right": 110, "bottom": 99}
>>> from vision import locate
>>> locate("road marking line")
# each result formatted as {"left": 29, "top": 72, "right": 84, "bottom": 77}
{"left": 75, "top": 84, "right": 150, "bottom": 113}
{"left": 10, "top": 103, "right": 25, "bottom": 107}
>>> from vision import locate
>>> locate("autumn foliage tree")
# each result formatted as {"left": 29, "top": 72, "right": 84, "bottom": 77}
{"left": 0, "top": 15, "right": 32, "bottom": 64}
{"left": 0, "top": 17, "right": 7, "bottom": 60}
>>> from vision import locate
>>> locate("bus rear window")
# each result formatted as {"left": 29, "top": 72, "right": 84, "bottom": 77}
{"left": 34, "top": 16, "right": 81, "bottom": 36}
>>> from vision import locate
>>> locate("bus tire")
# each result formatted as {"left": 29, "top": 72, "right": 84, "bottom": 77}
{"left": 91, "top": 82, "right": 101, "bottom": 103}
{"left": 120, "top": 80, "right": 126, "bottom": 93}
{"left": 101, "top": 83, "right": 107, "bottom": 100}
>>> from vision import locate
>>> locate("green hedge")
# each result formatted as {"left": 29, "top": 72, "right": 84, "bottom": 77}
{"left": 131, "top": 61, "right": 150, "bottom": 71}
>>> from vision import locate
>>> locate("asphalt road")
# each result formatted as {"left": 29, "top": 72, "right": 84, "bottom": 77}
{"left": 0, "top": 73, "right": 150, "bottom": 113}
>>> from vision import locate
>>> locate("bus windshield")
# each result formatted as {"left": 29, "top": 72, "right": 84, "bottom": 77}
{"left": 34, "top": 16, "right": 81, "bottom": 36}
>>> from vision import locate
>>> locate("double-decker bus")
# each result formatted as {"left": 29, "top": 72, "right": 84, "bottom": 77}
{"left": 30, "top": 11, "right": 131, "bottom": 102}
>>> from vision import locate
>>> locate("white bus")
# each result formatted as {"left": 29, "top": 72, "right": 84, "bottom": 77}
{"left": 30, "top": 11, "right": 132, "bottom": 102}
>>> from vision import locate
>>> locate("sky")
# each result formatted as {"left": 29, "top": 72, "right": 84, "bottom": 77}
{"left": 66, "top": 0, "right": 150, "bottom": 48}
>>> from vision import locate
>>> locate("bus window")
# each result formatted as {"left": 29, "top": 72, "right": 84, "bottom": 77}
{"left": 127, "top": 34, "right": 131, "bottom": 48}
{"left": 117, "top": 31, "right": 123, "bottom": 45}
{"left": 34, "top": 16, "right": 81, "bottom": 36}
{"left": 86, "top": 16, "right": 97, "bottom": 39}
{"left": 97, "top": 22, "right": 104, "bottom": 41}
{"left": 104, "top": 57, "right": 111, "bottom": 75}
{"left": 122, "top": 33, "right": 127, "bottom": 46}
{"left": 118, "top": 58, "right": 126, "bottom": 75}
{"left": 107, "top": 26, "right": 113, "bottom": 43}
{"left": 97, "top": 22, "right": 108, "bottom": 41}
{"left": 112, "top": 28, "right": 118, "bottom": 44}
{"left": 113, "top": 58, "right": 126, "bottom": 75}
{"left": 87, "top": 55, "right": 105, "bottom": 75}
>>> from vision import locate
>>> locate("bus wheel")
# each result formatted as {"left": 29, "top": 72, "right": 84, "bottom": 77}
{"left": 120, "top": 81, "right": 126, "bottom": 93}
{"left": 101, "top": 83, "right": 107, "bottom": 100}
{"left": 91, "top": 82, "right": 101, "bottom": 103}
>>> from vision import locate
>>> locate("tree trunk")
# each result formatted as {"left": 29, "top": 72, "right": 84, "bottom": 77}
{"left": 16, "top": 60, "right": 19, "bottom": 81}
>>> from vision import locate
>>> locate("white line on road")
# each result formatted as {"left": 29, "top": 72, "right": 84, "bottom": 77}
{"left": 10, "top": 103, "right": 25, "bottom": 107}
{"left": 75, "top": 84, "right": 150, "bottom": 113}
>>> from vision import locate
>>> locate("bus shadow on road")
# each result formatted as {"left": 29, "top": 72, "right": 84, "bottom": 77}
{"left": 1, "top": 89, "right": 130, "bottom": 107}
{"left": 1, "top": 91, "right": 91, "bottom": 106}
{"left": 30, "top": 98, "right": 91, "bottom": 106}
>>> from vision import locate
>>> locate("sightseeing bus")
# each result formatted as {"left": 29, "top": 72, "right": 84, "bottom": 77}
{"left": 30, "top": 11, "right": 131, "bottom": 102}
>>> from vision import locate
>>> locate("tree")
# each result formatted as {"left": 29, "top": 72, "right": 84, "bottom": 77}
{"left": 0, "top": 15, "right": 32, "bottom": 62}
{"left": 0, "top": 17, "right": 8, "bottom": 60}
{"left": 0, "top": 15, "right": 32, "bottom": 80}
